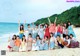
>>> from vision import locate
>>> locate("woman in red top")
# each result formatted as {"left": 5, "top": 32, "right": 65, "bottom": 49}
{"left": 44, "top": 23, "right": 50, "bottom": 39}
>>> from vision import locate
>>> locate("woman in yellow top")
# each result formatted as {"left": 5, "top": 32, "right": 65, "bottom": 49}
{"left": 19, "top": 24, "right": 24, "bottom": 39}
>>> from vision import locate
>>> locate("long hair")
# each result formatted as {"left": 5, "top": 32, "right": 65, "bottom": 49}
{"left": 45, "top": 23, "right": 49, "bottom": 28}
{"left": 20, "top": 24, "right": 24, "bottom": 31}
{"left": 13, "top": 35, "right": 17, "bottom": 40}
{"left": 36, "top": 35, "right": 41, "bottom": 40}
{"left": 66, "top": 21, "right": 71, "bottom": 29}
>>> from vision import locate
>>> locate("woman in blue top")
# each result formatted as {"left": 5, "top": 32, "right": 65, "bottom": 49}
{"left": 49, "top": 33, "right": 56, "bottom": 50}
{"left": 36, "top": 35, "right": 41, "bottom": 50}
{"left": 67, "top": 22, "right": 76, "bottom": 38}
{"left": 43, "top": 36, "right": 49, "bottom": 50}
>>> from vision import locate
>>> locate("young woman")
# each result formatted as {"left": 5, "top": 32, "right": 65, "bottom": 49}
{"left": 56, "top": 35, "right": 64, "bottom": 48}
{"left": 49, "top": 33, "right": 57, "bottom": 50}
{"left": 19, "top": 35, "right": 26, "bottom": 52}
{"left": 19, "top": 24, "right": 24, "bottom": 39}
{"left": 49, "top": 22, "right": 56, "bottom": 35}
{"left": 32, "top": 24, "right": 39, "bottom": 39}
{"left": 27, "top": 24, "right": 33, "bottom": 34}
{"left": 63, "top": 23, "right": 68, "bottom": 38}
{"left": 26, "top": 33, "right": 33, "bottom": 51}
{"left": 70, "top": 34, "right": 77, "bottom": 42}
{"left": 63, "top": 35, "right": 70, "bottom": 48}
{"left": 8, "top": 35, "right": 16, "bottom": 51}
{"left": 44, "top": 23, "right": 50, "bottom": 39}
{"left": 32, "top": 40, "right": 39, "bottom": 51}
{"left": 36, "top": 35, "right": 41, "bottom": 47}
{"left": 13, "top": 35, "right": 17, "bottom": 40}
{"left": 38, "top": 24, "right": 44, "bottom": 39}
{"left": 49, "top": 17, "right": 57, "bottom": 37}
{"left": 67, "top": 22, "right": 76, "bottom": 38}
{"left": 57, "top": 24, "right": 63, "bottom": 37}
{"left": 14, "top": 36, "right": 21, "bottom": 51}
{"left": 43, "top": 36, "right": 49, "bottom": 50}
{"left": 69, "top": 34, "right": 79, "bottom": 48}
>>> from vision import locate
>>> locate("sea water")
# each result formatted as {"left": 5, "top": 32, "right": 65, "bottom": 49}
{"left": 0, "top": 22, "right": 31, "bottom": 44}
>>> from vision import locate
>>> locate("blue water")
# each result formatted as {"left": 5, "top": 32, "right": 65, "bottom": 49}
{"left": 0, "top": 23, "right": 18, "bottom": 36}
{"left": 0, "top": 22, "right": 29, "bottom": 43}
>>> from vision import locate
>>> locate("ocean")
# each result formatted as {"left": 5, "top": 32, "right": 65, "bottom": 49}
{"left": 0, "top": 22, "right": 29, "bottom": 44}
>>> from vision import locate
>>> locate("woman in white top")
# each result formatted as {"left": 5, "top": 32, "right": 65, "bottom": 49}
{"left": 64, "top": 35, "right": 70, "bottom": 48}
{"left": 32, "top": 25, "right": 39, "bottom": 39}
{"left": 38, "top": 24, "right": 44, "bottom": 39}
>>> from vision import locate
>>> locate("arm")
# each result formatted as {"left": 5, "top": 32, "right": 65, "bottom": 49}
{"left": 24, "top": 20, "right": 26, "bottom": 30}
{"left": 66, "top": 40, "right": 70, "bottom": 47}
{"left": 48, "top": 17, "right": 51, "bottom": 25}
{"left": 54, "top": 17, "right": 57, "bottom": 24}
{"left": 8, "top": 37, "right": 10, "bottom": 42}
{"left": 54, "top": 38, "right": 58, "bottom": 45}
{"left": 18, "top": 20, "right": 20, "bottom": 32}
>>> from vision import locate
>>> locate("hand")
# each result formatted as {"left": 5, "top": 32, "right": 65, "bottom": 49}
{"left": 55, "top": 17, "right": 57, "bottom": 20}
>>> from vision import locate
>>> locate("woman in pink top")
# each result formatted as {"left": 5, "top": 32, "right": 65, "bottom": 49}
{"left": 48, "top": 17, "right": 57, "bottom": 37}
{"left": 49, "top": 17, "right": 57, "bottom": 34}
{"left": 49, "top": 23, "right": 56, "bottom": 34}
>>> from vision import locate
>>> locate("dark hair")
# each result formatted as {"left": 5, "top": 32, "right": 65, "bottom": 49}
{"left": 22, "top": 37, "right": 24, "bottom": 41}
{"left": 40, "top": 24, "right": 44, "bottom": 28}
{"left": 22, "top": 37, "right": 26, "bottom": 42}
{"left": 57, "top": 35, "right": 60, "bottom": 38}
{"left": 23, "top": 35, "right": 25, "bottom": 37}
{"left": 63, "top": 23, "right": 67, "bottom": 29}
{"left": 27, "top": 24, "right": 30, "bottom": 26}
{"left": 12, "top": 38, "right": 14, "bottom": 40}
{"left": 66, "top": 21, "right": 71, "bottom": 28}
{"left": 70, "top": 34, "right": 73, "bottom": 37}
{"left": 20, "top": 24, "right": 24, "bottom": 31}
{"left": 36, "top": 35, "right": 41, "bottom": 40}
{"left": 45, "top": 23, "right": 49, "bottom": 28}
{"left": 45, "top": 36, "right": 48, "bottom": 39}
{"left": 29, "top": 33, "right": 32, "bottom": 37}
{"left": 50, "top": 33, "right": 53, "bottom": 37}
{"left": 66, "top": 35, "right": 70, "bottom": 39}
{"left": 13, "top": 35, "right": 17, "bottom": 40}
{"left": 17, "top": 35, "right": 19, "bottom": 38}
{"left": 36, "top": 24, "right": 38, "bottom": 26}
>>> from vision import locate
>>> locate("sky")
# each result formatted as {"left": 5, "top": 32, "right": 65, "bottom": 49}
{"left": 0, "top": 0, "right": 80, "bottom": 23}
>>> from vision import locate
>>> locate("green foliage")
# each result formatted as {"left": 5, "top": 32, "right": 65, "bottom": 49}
{"left": 35, "top": 6, "right": 80, "bottom": 26}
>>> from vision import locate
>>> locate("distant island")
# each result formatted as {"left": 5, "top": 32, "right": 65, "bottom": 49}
{"left": 35, "top": 6, "right": 80, "bottom": 27}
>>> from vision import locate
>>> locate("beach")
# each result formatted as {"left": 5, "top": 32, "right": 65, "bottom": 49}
{"left": 5, "top": 48, "right": 80, "bottom": 56}
{"left": 0, "top": 28, "right": 80, "bottom": 56}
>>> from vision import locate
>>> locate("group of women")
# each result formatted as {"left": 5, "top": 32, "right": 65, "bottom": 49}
{"left": 8, "top": 18, "right": 79, "bottom": 52}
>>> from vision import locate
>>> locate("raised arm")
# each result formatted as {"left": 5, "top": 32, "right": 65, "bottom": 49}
{"left": 54, "top": 17, "right": 57, "bottom": 24}
{"left": 18, "top": 20, "right": 20, "bottom": 31}
{"left": 48, "top": 17, "right": 51, "bottom": 25}
{"left": 24, "top": 20, "right": 26, "bottom": 30}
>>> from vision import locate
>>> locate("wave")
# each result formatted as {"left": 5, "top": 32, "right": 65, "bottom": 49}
{"left": 0, "top": 32, "right": 19, "bottom": 44}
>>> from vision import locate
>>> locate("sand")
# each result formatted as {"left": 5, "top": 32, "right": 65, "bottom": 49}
{"left": 0, "top": 28, "right": 80, "bottom": 56}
